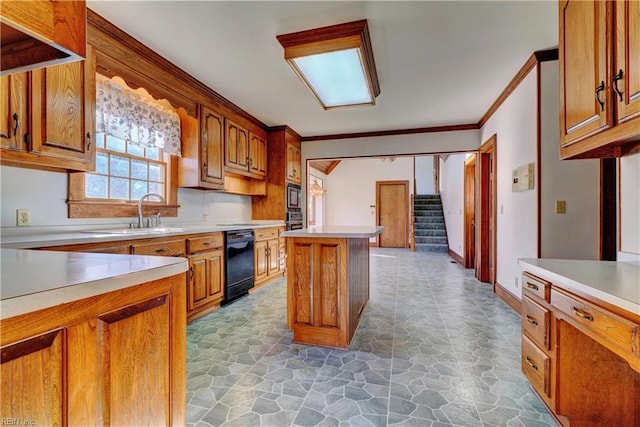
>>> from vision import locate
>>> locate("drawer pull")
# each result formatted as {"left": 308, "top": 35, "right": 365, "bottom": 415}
{"left": 572, "top": 307, "right": 594, "bottom": 321}
{"left": 525, "top": 356, "right": 538, "bottom": 371}
{"left": 526, "top": 282, "right": 539, "bottom": 291}
{"left": 155, "top": 247, "right": 170, "bottom": 253}
{"left": 202, "top": 241, "right": 211, "bottom": 246}
{"left": 525, "top": 315, "right": 538, "bottom": 326}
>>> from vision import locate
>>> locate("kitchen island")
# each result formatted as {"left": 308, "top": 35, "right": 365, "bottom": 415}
{"left": 0, "top": 249, "right": 188, "bottom": 426}
{"left": 282, "top": 226, "right": 383, "bottom": 348}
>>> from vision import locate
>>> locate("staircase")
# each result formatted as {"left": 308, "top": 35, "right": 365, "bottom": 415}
{"left": 413, "top": 194, "right": 448, "bottom": 253}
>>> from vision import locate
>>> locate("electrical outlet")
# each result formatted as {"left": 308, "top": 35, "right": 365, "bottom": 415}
{"left": 17, "top": 209, "right": 30, "bottom": 226}
{"left": 556, "top": 200, "right": 566, "bottom": 214}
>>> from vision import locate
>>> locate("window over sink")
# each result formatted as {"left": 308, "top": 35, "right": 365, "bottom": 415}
{"left": 67, "top": 74, "right": 181, "bottom": 219}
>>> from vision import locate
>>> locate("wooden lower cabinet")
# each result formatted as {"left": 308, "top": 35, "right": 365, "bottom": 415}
{"left": 187, "top": 248, "right": 224, "bottom": 322}
{"left": 521, "top": 271, "right": 640, "bottom": 426}
{"left": 0, "top": 274, "right": 186, "bottom": 426}
{"left": 254, "top": 227, "right": 285, "bottom": 288}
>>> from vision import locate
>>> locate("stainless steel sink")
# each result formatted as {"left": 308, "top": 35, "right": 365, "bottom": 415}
{"left": 84, "top": 227, "right": 186, "bottom": 235}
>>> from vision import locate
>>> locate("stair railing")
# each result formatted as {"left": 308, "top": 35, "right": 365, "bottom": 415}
{"left": 410, "top": 193, "right": 415, "bottom": 251}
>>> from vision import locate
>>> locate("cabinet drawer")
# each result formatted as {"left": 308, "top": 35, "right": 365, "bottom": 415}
{"left": 187, "top": 234, "right": 223, "bottom": 253}
{"left": 255, "top": 227, "right": 278, "bottom": 240}
{"left": 132, "top": 239, "right": 186, "bottom": 257}
{"left": 522, "top": 272, "right": 550, "bottom": 302}
{"left": 522, "top": 335, "right": 550, "bottom": 398}
{"left": 522, "top": 297, "right": 551, "bottom": 350}
{"left": 551, "top": 288, "right": 640, "bottom": 357}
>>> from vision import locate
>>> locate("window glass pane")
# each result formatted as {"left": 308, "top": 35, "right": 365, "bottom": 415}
{"left": 86, "top": 174, "right": 108, "bottom": 198}
{"left": 110, "top": 155, "right": 129, "bottom": 178}
{"left": 131, "top": 159, "right": 148, "bottom": 180}
{"left": 128, "top": 143, "right": 144, "bottom": 157}
{"left": 131, "top": 180, "right": 148, "bottom": 200}
{"left": 146, "top": 147, "right": 160, "bottom": 160}
{"left": 106, "top": 135, "right": 126, "bottom": 152}
{"left": 149, "top": 182, "right": 164, "bottom": 196}
{"left": 96, "top": 152, "right": 108, "bottom": 174}
{"left": 109, "top": 177, "right": 129, "bottom": 199}
{"left": 95, "top": 133, "right": 105, "bottom": 149}
{"left": 149, "top": 163, "right": 164, "bottom": 182}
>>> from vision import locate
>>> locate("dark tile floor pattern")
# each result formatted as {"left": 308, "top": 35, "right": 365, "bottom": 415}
{"left": 186, "top": 248, "right": 556, "bottom": 426}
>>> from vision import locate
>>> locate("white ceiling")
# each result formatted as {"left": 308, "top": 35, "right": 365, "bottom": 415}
{"left": 86, "top": 1, "right": 558, "bottom": 138}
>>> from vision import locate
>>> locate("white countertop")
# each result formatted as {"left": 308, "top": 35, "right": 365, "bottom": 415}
{"left": 0, "top": 221, "right": 284, "bottom": 249}
{"left": 519, "top": 258, "right": 640, "bottom": 315}
{"left": 0, "top": 248, "right": 188, "bottom": 320}
{"left": 282, "top": 225, "right": 384, "bottom": 238}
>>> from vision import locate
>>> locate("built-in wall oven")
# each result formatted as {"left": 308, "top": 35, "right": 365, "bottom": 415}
{"left": 286, "top": 210, "right": 303, "bottom": 230}
{"left": 286, "top": 183, "right": 301, "bottom": 210}
{"left": 222, "top": 229, "right": 255, "bottom": 305}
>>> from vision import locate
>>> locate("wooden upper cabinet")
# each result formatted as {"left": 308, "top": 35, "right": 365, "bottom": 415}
{"left": 0, "top": 72, "right": 29, "bottom": 151}
{"left": 286, "top": 142, "right": 302, "bottom": 184}
{"left": 249, "top": 131, "right": 267, "bottom": 178}
{"left": 0, "top": 46, "right": 96, "bottom": 171}
{"left": 615, "top": 0, "right": 640, "bottom": 123}
{"left": 178, "top": 105, "right": 225, "bottom": 190}
{"left": 201, "top": 106, "right": 225, "bottom": 186}
{"left": 559, "top": 0, "right": 611, "bottom": 147}
{"left": 1, "top": 0, "right": 86, "bottom": 75}
{"left": 559, "top": 0, "right": 640, "bottom": 158}
{"left": 225, "top": 119, "right": 249, "bottom": 172}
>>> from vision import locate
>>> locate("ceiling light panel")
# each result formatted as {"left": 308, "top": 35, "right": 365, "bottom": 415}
{"left": 277, "top": 20, "right": 380, "bottom": 110}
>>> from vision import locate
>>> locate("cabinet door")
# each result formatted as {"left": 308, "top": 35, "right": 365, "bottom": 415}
{"left": 1, "top": 329, "right": 64, "bottom": 425}
{"left": 249, "top": 132, "right": 267, "bottom": 178}
{"left": 0, "top": 72, "right": 29, "bottom": 151}
{"left": 201, "top": 106, "right": 224, "bottom": 185}
{"left": 188, "top": 249, "right": 224, "bottom": 311}
{"left": 286, "top": 142, "right": 301, "bottom": 183}
{"left": 254, "top": 239, "right": 269, "bottom": 282}
{"left": 614, "top": 0, "right": 640, "bottom": 123}
{"left": 267, "top": 238, "right": 280, "bottom": 275}
{"left": 559, "top": 0, "right": 612, "bottom": 146}
{"left": 225, "top": 119, "right": 249, "bottom": 172}
{"left": 97, "top": 295, "right": 172, "bottom": 426}
{"left": 30, "top": 49, "right": 96, "bottom": 170}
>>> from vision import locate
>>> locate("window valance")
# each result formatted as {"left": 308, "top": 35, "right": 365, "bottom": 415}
{"left": 96, "top": 74, "right": 181, "bottom": 156}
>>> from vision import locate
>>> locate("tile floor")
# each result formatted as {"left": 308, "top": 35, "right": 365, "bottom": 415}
{"left": 186, "top": 248, "right": 556, "bottom": 426}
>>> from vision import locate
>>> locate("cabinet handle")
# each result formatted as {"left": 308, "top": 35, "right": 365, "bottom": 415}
{"left": 202, "top": 241, "right": 211, "bottom": 246}
{"left": 12, "top": 113, "right": 19, "bottom": 136}
{"left": 525, "top": 315, "right": 538, "bottom": 326}
{"left": 189, "top": 266, "right": 194, "bottom": 280}
{"left": 525, "top": 356, "right": 538, "bottom": 371}
{"left": 86, "top": 132, "right": 91, "bottom": 151}
{"left": 613, "top": 69, "right": 624, "bottom": 102}
{"left": 595, "top": 81, "right": 605, "bottom": 111}
{"left": 526, "top": 282, "right": 539, "bottom": 291}
{"left": 155, "top": 247, "right": 170, "bottom": 253}
{"left": 203, "top": 162, "right": 208, "bottom": 173}
{"left": 572, "top": 307, "right": 594, "bottom": 321}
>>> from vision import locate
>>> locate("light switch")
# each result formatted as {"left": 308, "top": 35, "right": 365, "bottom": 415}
{"left": 555, "top": 200, "right": 566, "bottom": 214}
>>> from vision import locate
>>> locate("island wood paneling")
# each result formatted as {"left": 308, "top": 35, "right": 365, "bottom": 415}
{"left": 287, "top": 236, "right": 369, "bottom": 349}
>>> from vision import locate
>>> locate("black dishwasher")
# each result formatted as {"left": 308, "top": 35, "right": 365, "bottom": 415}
{"left": 222, "top": 229, "right": 255, "bottom": 305}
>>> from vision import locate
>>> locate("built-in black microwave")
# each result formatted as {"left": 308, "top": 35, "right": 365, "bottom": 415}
{"left": 286, "top": 183, "right": 301, "bottom": 210}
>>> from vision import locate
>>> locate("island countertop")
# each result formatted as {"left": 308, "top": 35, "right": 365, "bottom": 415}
{"left": 1, "top": 248, "right": 188, "bottom": 320}
{"left": 519, "top": 258, "right": 640, "bottom": 315}
{"left": 282, "top": 225, "right": 384, "bottom": 239}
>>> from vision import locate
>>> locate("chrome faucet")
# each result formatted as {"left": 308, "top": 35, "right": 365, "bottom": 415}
{"left": 137, "top": 193, "right": 165, "bottom": 228}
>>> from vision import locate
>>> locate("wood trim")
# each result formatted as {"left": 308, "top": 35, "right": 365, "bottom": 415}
{"left": 301, "top": 123, "right": 478, "bottom": 142}
{"left": 67, "top": 200, "right": 179, "bottom": 219}
{"left": 463, "top": 153, "right": 476, "bottom": 268}
{"left": 477, "top": 135, "right": 497, "bottom": 284}
{"left": 0, "top": 329, "right": 61, "bottom": 364}
{"left": 494, "top": 282, "right": 522, "bottom": 315}
{"left": 87, "top": 9, "right": 267, "bottom": 131}
{"left": 600, "top": 158, "right": 617, "bottom": 260}
{"left": 448, "top": 248, "right": 464, "bottom": 266}
{"left": 98, "top": 295, "right": 167, "bottom": 324}
{"left": 536, "top": 61, "right": 542, "bottom": 258}
{"left": 478, "top": 48, "right": 559, "bottom": 128}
